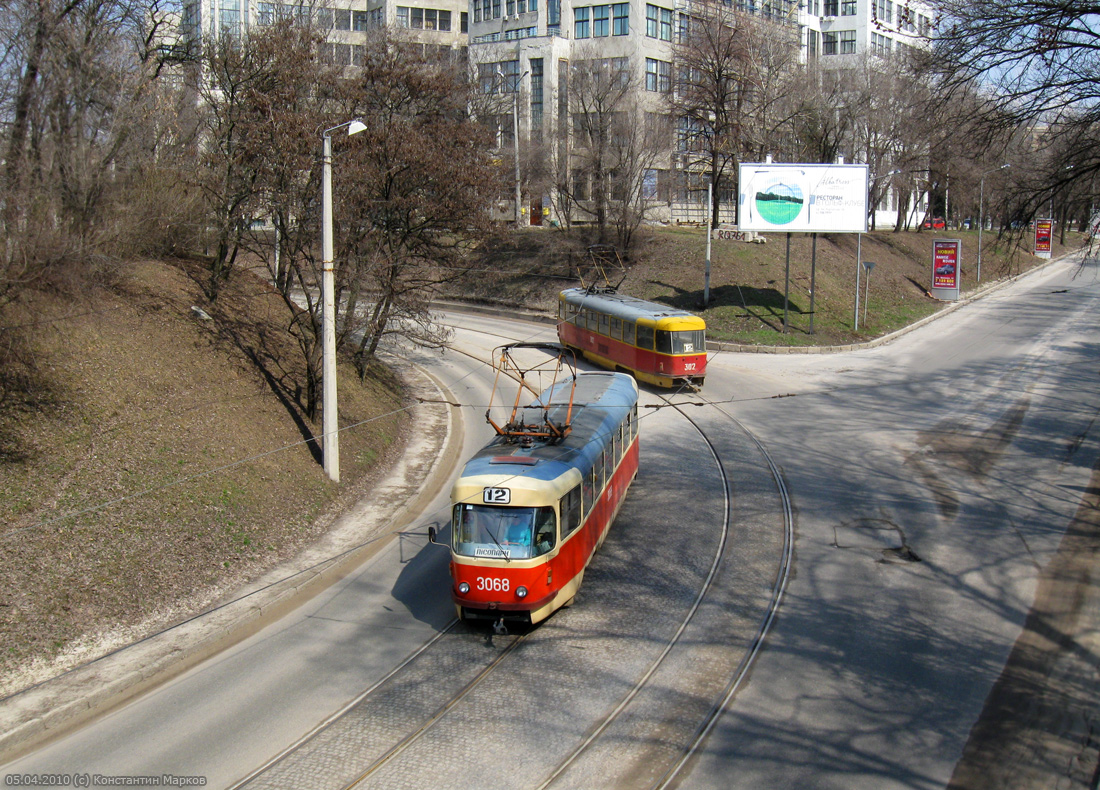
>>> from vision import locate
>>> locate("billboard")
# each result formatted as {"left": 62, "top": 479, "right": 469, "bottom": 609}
{"left": 931, "top": 239, "right": 961, "bottom": 300}
{"left": 1035, "top": 219, "right": 1052, "bottom": 259}
{"left": 738, "top": 163, "right": 869, "bottom": 233}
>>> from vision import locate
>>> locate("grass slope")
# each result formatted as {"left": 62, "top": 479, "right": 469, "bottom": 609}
{"left": 0, "top": 259, "right": 407, "bottom": 695}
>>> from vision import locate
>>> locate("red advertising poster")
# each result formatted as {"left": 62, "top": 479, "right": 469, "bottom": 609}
{"left": 932, "top": 239, "right": 960, "bottom": 289}
{"left": 1035, "top": 219, "right": 1052, "bottom": 257}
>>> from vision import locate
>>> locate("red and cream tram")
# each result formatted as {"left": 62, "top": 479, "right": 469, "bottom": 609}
{"left": 557, "top": 287, "right": 707, "bottom": 388}
{"left": 434, "top": 368, "right": 639, "bottom": 627}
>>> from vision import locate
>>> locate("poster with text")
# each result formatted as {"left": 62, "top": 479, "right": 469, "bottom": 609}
{"left": 737, "top": 163, "right": 869, "bottom": 233}
{"left": 932, "top": 239, "right": 961, "bottom": 290}
{"left": 1035, "top": 219, "right": 1052, "bottom": 259}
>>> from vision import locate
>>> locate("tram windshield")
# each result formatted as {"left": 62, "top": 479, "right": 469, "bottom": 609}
{"left": 452, "top": 504, "right": 557, "bottom": 559}
{"left": 655, "top": 329, "right": 706, "bottom": 355}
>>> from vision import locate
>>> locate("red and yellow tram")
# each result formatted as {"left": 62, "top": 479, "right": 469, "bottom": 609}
{"left": 557, "top": 287, "right": 707, "bottom": 389}
{"left": 436, "top": 369, "right": 639, "bottom": 627}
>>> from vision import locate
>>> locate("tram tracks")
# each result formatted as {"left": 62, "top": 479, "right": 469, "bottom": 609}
{"left": 232, "top": 344, "right": 792, "bottom": 790}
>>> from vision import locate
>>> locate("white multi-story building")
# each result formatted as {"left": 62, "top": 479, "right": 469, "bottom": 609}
{"left": 180, "top": 0, "right": 470, "bottom": 64}
{"left": 466, "top": 0, "right": 934, "bottom": 227}
{"left": 801, "top": 0, "right": 932, "bottom": 64}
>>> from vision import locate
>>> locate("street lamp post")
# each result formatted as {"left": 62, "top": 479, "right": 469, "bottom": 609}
{"left": 497, "top": 69, "right": 527, "bottom": 229}
{"left": 977, "top": 163, "right": 1010, "bottom": 284}
{"left": 321, "top": 119, "right": 366, "bottom": 483}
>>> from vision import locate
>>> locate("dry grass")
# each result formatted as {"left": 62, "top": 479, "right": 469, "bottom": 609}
{"left": 0, "top": 258, "right": 407, "bottom": 695}
{"left": 448, "top": 224, "right": 1084, "bottom": 346}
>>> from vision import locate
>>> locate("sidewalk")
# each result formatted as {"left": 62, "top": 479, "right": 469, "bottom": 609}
{"left": 0, "top": 360, "right": 462, "bottom": 765}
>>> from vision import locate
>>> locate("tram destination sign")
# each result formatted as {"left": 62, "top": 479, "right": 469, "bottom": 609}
{"left": 737, "top": 163, "right": 869, "bottom": 233}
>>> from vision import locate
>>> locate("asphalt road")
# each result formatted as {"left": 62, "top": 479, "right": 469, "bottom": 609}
{"left": 677, "top": 250, "right": 1100, "bottom": 788}
{"left": 3, "top": 251, "right": 1099, "bottom": 789}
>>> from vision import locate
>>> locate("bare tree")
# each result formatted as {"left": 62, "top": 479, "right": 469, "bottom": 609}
{"left": 337, "top": 35, "right": 503, "bottom": 375}
{"left": 0, "top": 0, "right": 180, "bottom": 304}
{"left": 671, "top": 2, "right": 800, "bottom": 225}
{"left": 556, "top": 52, "right": 637, "bottom": 244}
{"left": 924, "top": 0, "right": 1100, "bottom": 208}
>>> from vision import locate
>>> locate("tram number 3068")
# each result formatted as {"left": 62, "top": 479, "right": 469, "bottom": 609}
{"left": 476, "top": 576, "right": 510, "bottom": 592}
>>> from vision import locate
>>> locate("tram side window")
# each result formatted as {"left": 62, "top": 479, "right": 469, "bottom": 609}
{"left": 636, "top": 323, "right": 654, "bottom": 350}
{"left": 609, "top": 316, "right": 622, "bottom": 340}
{"left": 534, "top": 507, "right": 557, "bottom": 555}
{"left": 589, "top": 466, "right": 599, "bottom": 512}
{"left": 655, "top": 330, "right": 673, "bottom": 354}
{"left": 598, "top": 311, "right": 610, "bottom": 336}
{"left": 581, "top": 466, "right": 595, "bottom": 519}
{"left": 561, "top": 486, "right": 582, "bottom": 535}
{"left": 558, "top": 301, "right": 567, "bottom": 321}
{"left": 622, "top": 321, "right": 636, "bottom": 346}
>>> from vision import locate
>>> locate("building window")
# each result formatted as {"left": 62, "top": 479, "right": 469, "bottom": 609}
{"left": 645, "top": 4, "right": 672, "bottom": 39}
{"left": 807, "top": 28, "right": 818, "bottom": 57}
{"left": 335, "top": 8, "right": 351, "bottom": 28}
{"left": 461, "top": 11, "right": 468, "bottom": 30}
{"left": 353, "top": 10, "right": 369, "bottom": 29}
{"left": 840, "top": 0, "right": 855, "bottom": 14}
{"left": 822, "top": 31, "right": 837, "bottom": 54}
{"left": 612, "top": 2, "right": 628, "bottom": 33}
{"left": 258, "top": 2, "right": 274, "bottom": 24}
{"left": 219, "top": 0, "right": 240, "bottom": 33}
{"left": 645, "top": 58, "right": 670, "bottom": 92}
{"left": 823, "top": 0, "right": 837, "bottom": 14}
{"left": 397, "top": 6, "right": 409, "bottom": 25}
{"left": 840, "top": 29, "right": 856, "bottom": 52}
{"left": 593, "top": 4, "right": 609, "bottom": 36}
{"left": 492, "top": 0, "right": 501, "bottom": 18}
{"left": 530, "top": 57, "right": 543, "bottom": 140}
{"left": 500, "top": 59, "right": 520, "bottom": 92}
{"left": 574, "top": 6, "right": 589, "bottom": 37}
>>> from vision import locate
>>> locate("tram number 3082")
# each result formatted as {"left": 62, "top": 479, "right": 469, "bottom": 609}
{"left": 476, "top": 576, "right": 510, "bottom": 592}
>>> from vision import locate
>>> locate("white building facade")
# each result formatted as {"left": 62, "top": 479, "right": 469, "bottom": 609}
{"left": 467, "top": 0, "right": 934, "bottom": 228}
{"left": 180, "top": 0, "right": 470, "bottom": 64}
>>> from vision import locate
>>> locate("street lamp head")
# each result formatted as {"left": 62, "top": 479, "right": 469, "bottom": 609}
{"left": 323, "top": 118, "right": 367, "bottom": 138}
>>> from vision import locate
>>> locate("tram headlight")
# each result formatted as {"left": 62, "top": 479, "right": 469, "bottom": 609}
{"left": 458, "top": 582, "right": 470, "bottom": 594}
{"left": 516, "top": 586, "right": 528, "bottom": 599}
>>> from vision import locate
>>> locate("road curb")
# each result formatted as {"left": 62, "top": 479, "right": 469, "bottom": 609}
{"left": 0, "top": 361, "right": 463, "bottom": 766}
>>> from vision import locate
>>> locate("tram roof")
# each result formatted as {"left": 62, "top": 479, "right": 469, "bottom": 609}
{"left": 559, "top": 287, "right": 700, "bottom": 323}
{"left": 460, "top": 372, "right": 637, "bottom": 484}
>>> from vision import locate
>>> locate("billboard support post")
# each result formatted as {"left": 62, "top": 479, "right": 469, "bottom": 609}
{"left": 809, "top": 233, "right": 818, "bottom": 334}
{"left": 783, "top": 232, "right": 791, "bottom": 333}
{"left": 854, "top": 232, "right": 862, "bottom": 331}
